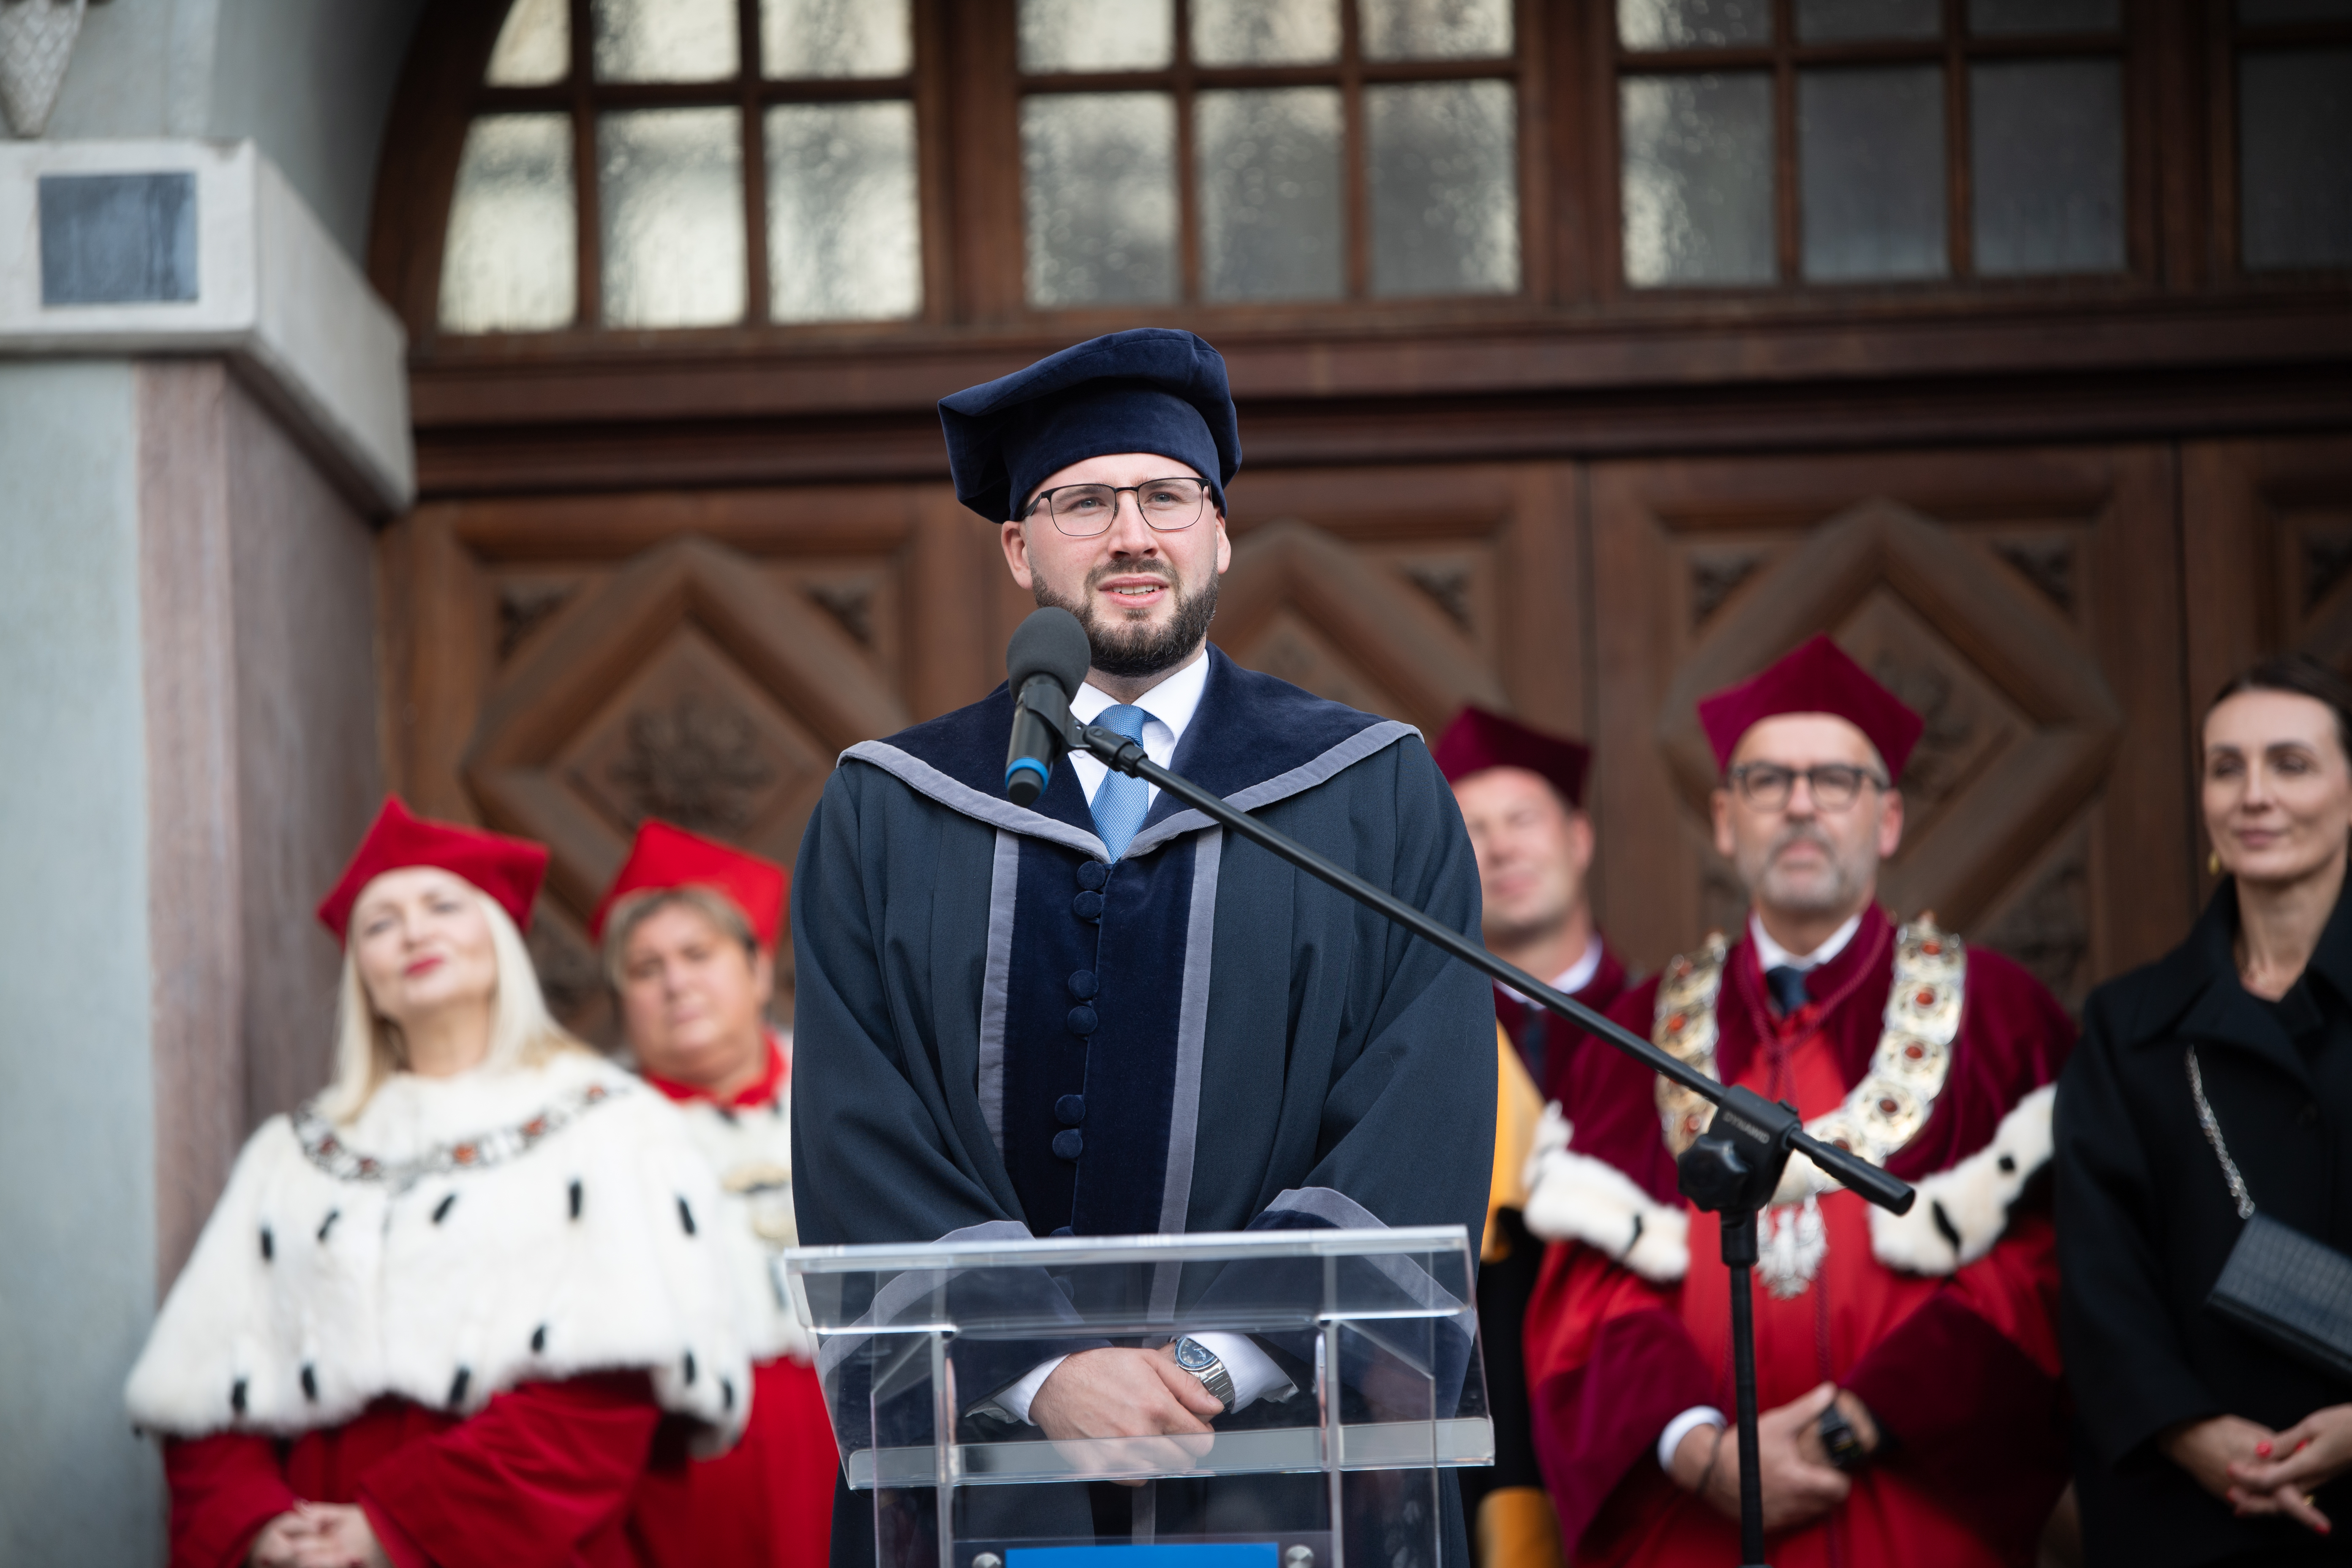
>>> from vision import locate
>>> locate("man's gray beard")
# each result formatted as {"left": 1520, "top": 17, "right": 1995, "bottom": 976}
{"left": 1742, "top": 825, "right": 1869, "bottom": 916}
{"left": 1034, "top": 568, "right": 1219, "bottom": 680}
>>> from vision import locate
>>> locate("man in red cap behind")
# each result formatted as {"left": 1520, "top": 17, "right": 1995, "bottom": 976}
{"left": 597, "top": 821, "right": 835, "bottom": 1568}
{"left": 1434, "top": 707, "right": 1628, "bottom": 1568}
{"left": 1521, "top": 635, "right": 2075, "bottom": 1568}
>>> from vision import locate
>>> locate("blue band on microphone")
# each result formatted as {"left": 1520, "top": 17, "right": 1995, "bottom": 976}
{"left": 1006, "top": 757, "right": 1050, "bottom": 791}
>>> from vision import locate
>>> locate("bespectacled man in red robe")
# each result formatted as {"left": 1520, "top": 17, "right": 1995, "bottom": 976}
{"left": 1436, "top": 706, "right": 1629, "bottom": 1568}
{"left": 1521, "top": 635, "right": 2077, "bottom": 1568}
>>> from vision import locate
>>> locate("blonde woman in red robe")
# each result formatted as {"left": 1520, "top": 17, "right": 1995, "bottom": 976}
{"left": 599, "top": 822, "right": 835, "bottom": 1568}
{"left": 126, "top": 799, "right": 749, "bottom": 1568}
{"left": 1521, "top": 637, "right": 2077, "bottom": 1568}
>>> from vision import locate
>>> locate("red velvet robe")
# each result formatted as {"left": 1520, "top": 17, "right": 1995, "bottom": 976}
{"left": 630, "top": 1042, "right": 836, "bottom": 1568}
{"left": 1525, "top": 908, "right": 2074, "bottom": 1568}
{"left": 1494, "top": 936, "right": 1629, "bottom": 1110}
{"left": 163, "top": 1373, "right": 662, "bottom": 1568}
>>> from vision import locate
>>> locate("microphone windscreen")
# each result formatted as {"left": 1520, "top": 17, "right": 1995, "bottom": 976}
{"left": 1007, "top": 607, "right": 1092, "bottom": 699}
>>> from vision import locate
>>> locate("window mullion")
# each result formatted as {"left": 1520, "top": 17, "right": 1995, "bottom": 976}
{"left": 571, "top": 0, "right": 601, "bottom": 326}
{"left": 1174, "top": 0, "right": 1200, "bottom": 306}
{"left": 1947, "top": 0, "right": 1972, "bottom": 280}
{"left": 1343, "top": 0, "right": 1369, "bottom": 299}
{"left": 739, "top": 0, "right": 771, "bottom": 324}
{"left": 1774, "top": 0, "right": 1799, "bottom": 282}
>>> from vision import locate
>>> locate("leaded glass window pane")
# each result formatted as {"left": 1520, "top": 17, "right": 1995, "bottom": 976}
{"left": 767, "top": 102, "right": 922, "bottom": 320}
{"left": 1360, "top": 0, "right": 1513, "bottom": 60}
{"left": 1022, "top": 92, "right": 1178, "bottom": 306}
{"left": 1968, "top": 0, "right": 2118, "bottom": 33}
{"left": 1191, "top": 0, "right": 1341, "bottom": 66}
{"left": 1972, "top": 57, "right": 2124, "bottom": 275}
{"left": 1198, "top": 87, "right": 1345, "bottom": 301}
{"left": 441, "top": 114, "right": 577, "bottom": 332}
{"left": 1799, "top": 65, "right": 1947, "bottom": 281}
{"left": 1365, "top": 79, "right": 1519, "bottom": 296}
{"left": 1618, "top": 0, "right": 1772, "bottom": 48}
{"left": 1795, "top": 0, "right": 1939, "bottom": 42}
{"left": 598, "top": 108, "right": 747, "bottom": 326}
{"left": 487, "top": 0, "right": 569, "bottom": 86}
{"left": 1018, "top": 0, "right": 1175, "bottom": 72}
{"left": 1621, "top": 72, "right": 1776, "bottom": 286}
{"left": 2240, "top": 50, "right": 2352, "bottom": 270}
{"left": 761, "top": 0, "right": 912, "bottom": 79}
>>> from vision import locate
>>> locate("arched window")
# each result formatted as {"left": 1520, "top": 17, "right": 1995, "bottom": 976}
{"left": 436, "top": 0, "right": 923, "bottom": 332}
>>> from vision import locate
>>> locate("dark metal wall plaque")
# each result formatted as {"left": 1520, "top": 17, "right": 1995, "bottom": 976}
{"left": 38, "top": 172, "right": 199, "bottom": 307}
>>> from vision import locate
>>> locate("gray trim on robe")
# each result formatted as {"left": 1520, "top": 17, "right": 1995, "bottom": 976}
{"left": 977, "top": 829, "right": 1022, "bottom": 1153}
{"left": 841, "top": 740, "right": 1108, "bottom": 860}
{"left": 1122, "top": 720, "right": 1421, "bottom": 860}
{"left": 1265, "top": 1186, "right": 1467, "bottom": 1315}
{"left": 1149, "top": 827, "right": 1224, "bottom": 1320}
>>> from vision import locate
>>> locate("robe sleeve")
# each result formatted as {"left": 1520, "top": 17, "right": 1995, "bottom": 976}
{"left": 2054, "top": 996, "right": 2218, "bottom": 1470}
{"left": 1523, "top": 1243, "right": 1714, "bottom": 1553}
{"left": 355, "top": 1373, "right": 661, "bottom": 1568}
{"left": 163, "top": 1431, "right": 299, "bottom": 1568}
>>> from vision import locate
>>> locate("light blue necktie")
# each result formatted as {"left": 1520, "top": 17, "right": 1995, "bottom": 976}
{"left": 1090, "top": 704, "right": 1151, "bottom": 860}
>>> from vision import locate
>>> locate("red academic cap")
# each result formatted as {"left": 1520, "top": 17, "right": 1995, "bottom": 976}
{"left": 589, "top": 820, "right": 788, "bottom": 950}
{"left": 1432, "top": 706, "right": 1592, "bottom": 808}
{"left": 316, "top": 797, "right": 549, "bottom": 943}
{"left": 1696, "top": 634, "right": 1925, "bottom": 780}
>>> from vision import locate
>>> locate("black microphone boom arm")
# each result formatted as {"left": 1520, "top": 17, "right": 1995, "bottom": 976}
{"left": 1071, "top": 721, "right": 1914, "bottom": 1217}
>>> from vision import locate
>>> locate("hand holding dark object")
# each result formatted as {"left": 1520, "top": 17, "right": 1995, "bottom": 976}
{"left": 1794, "top": 1388, "right": 1882, "bottom": 1471}
{"left": 1670, "top": 1381, "right": 1854, "bottom": 1531}
{"left": 1028, "top": 1344, "right": 1223, "bottom": 1484}
{"left": 2225, "top": 1402, "right": 2352, "bottom": 1535}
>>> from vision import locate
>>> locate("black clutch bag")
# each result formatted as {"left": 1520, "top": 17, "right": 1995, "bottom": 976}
{"left": 2189, "top": 1048, "right": 2352, "bottom": 1384}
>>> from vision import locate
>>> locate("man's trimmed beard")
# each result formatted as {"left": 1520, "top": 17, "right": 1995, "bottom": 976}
{"left": 1738, "top": 821, "right": 1873, "bottom": 917}
{"left": 1032, "top": 562, "right": 1219, "bottom": 680}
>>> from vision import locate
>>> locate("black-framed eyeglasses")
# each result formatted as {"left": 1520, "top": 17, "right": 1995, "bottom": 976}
{"left": 1024, "top": 477, "right": 1209, "bottom": 537}
{"left": 1729, "top": 762, "right": 1889, "bottom": 812}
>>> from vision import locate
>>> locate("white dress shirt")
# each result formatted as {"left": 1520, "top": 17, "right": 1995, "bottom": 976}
{"left": 1498, "top": 938, "right": 1604, "bottom": 1007}
{"left": 1656, "top": 907, "right": 1867, "bottom": 1471}
{"left": 991, "top": 650, "right": 1293, "bottom": 1425}
{"left": 1067, "top": 650, "right": 1210, "bottom": 814}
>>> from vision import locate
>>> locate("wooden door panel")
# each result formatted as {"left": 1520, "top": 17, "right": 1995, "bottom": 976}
{"left": 1589, "top": 447, "right": 2190, "bottom": 1010}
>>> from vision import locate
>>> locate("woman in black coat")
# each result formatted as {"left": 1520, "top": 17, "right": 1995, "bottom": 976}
{"left": 2058, "top": 653, "right": 2352, "bottom": 1565}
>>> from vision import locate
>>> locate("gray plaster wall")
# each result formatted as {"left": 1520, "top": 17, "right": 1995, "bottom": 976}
{"left": 46, "top": 0, "right": 430, "bottom": 263}
{"left": 0, "top": 361, "right": 165, "bottom": 1563}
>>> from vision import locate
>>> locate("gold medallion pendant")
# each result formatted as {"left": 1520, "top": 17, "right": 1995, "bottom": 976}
{"left": 1650, "top": 920, "right": 1964, "bottom": 1296}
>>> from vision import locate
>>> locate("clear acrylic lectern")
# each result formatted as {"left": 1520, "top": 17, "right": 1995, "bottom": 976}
{"left": 780, "top": 1227, "right": 1491, "bottom": 1568}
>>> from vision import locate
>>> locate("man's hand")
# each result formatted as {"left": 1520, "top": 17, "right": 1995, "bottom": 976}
{"left": 1793, "top": 1388, "right": 1881, "bottom": 1470}
{"left": 1028, "top": 1345, "right": 1224, "bottom": 1484}
{"left": 1671, "top": 1383, "right": 1852, "bottom": 1533}
{"left": 2225, "top": 1403, "right": 2352, "bottom": 1536}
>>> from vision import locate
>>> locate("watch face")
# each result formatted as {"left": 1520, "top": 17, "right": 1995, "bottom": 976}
{"left": 1173, "top": 1338, "right": 1216, "bottom": 1372}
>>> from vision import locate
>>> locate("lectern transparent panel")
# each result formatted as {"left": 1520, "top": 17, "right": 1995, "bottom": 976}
{"left": 781, "top": 1227, "right": 1490, "bottom": 1568}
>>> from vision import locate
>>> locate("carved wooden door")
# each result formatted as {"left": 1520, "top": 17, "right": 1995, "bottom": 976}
{"left": 380, "top": 461, "right": 1587, "bottom": 1037}
{"left": 1584, "top": 446, "right": 2195, "bottom": 1010}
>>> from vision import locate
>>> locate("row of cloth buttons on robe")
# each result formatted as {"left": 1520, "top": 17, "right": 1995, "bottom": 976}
{"left": 1059, "top": 858, "right": 1110, "bottom": 1164}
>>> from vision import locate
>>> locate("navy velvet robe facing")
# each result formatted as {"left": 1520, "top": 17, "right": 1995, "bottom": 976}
{"left": 790, "top": 649, "right": 1495, "bottom": 1561}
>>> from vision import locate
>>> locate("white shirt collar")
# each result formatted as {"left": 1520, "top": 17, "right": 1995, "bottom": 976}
{"left": 1496, "top": 934, "right": 1602, "bottom": 1007}
{"left": 1749, "top": 910, "right": 1862, "bottom": 974}
{"left": 1068, "top": 648, "right": 1209, "bottom": 745}
{"left": 1065, "top": 650, "right": 1212, "bottom": 810}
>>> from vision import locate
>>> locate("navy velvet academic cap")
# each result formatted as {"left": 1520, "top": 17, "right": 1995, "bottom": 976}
{"left": 938, "top": 328, "right": 1241, "bottom": 523}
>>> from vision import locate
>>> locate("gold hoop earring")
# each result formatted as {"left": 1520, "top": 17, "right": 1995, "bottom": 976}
{"left": 2208, "top": 850, "right": 2222, "bottom": 876}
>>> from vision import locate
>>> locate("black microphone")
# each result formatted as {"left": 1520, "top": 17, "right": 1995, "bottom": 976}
{"left": 1004, "top": 607, "right": 1091, "bottom": 806}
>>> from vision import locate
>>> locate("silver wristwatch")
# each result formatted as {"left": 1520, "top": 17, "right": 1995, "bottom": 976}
{"left": 1171, "top": 1336, "right": 1235, "bottom": 1413}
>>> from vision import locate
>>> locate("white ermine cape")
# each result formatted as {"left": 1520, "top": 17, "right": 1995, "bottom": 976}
{"left": 125, "top": 1049, "right": 751, "bottom": 1454}
{"left": 668, "top": 1076, "right": 814, "bottom": 1367}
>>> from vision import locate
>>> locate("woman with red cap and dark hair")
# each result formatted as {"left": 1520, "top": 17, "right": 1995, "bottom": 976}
{"left": 125, "top": 799, "right": 749, "bottom": 1568}
{"left": 594, "top": 821, "right": 834, "bottom": 1568}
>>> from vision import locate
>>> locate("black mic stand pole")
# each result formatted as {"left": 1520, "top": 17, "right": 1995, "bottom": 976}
{"left": 1047, "top": 706, "right": 1913, "bottom": 1568}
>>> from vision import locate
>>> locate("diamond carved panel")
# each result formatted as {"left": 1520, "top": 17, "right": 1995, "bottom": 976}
{"left": 1216, "top": 520, "right": 1506, "bottom": 735}
{"left": 1657, "top": 498, "right": 2123, "bottom": 934}
{"left": 464, "top": 536, "right": 909, "bottom": 920}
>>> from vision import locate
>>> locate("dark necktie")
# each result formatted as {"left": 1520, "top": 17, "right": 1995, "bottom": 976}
{"left": 1765, "top": 964, "right": 1810, "bottom": 1016}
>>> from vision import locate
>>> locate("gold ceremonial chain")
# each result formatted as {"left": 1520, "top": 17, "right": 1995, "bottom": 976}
{"left": 292, "top": 1079, "right": 628, "bottom": 1194}
{"left": 1651, "top": 920, "right": 1964, "bottom": 1295}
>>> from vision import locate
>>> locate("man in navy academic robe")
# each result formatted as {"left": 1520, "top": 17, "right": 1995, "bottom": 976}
{"left": 790, "top": 329, "right": 1495, "bottom": 1566}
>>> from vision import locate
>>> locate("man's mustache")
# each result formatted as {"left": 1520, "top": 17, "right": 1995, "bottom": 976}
{"left": 1087, "top": 563, "right": 1174, "bottom": 590}
{"left": 1768, "top": 824, "right": 1835, "bottom": 863}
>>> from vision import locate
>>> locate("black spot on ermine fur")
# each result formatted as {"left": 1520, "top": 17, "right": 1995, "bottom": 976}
{"left": 682, "top": 1350, "right": 697, "bottom": 1386}
{"left": 231, "top": 1379, "right": 248, "bottom": 1416}
{"left": 676, "top": 1197, "right": 696, "bottom": 1236}
{"left": 259, "top": 1227, "right": 273, "bottom": 1262}
{"left": 300, "top": 1365, "right": 318, "bottom": 1402}
{"left": 568, "top": 1180, "right": 582, "bottom": 1220}
{"left": 531, "top": 1324, "right": 547, "bottom": 1354}
{"left": 317, "top": 1210, "right": 339, "bottom": 1243}
{"left": 448, "top": 1367, "right": 471, "bottom": 1407}
{"left": 432, "top": 1193, "right": 457, "bottom": 1225}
